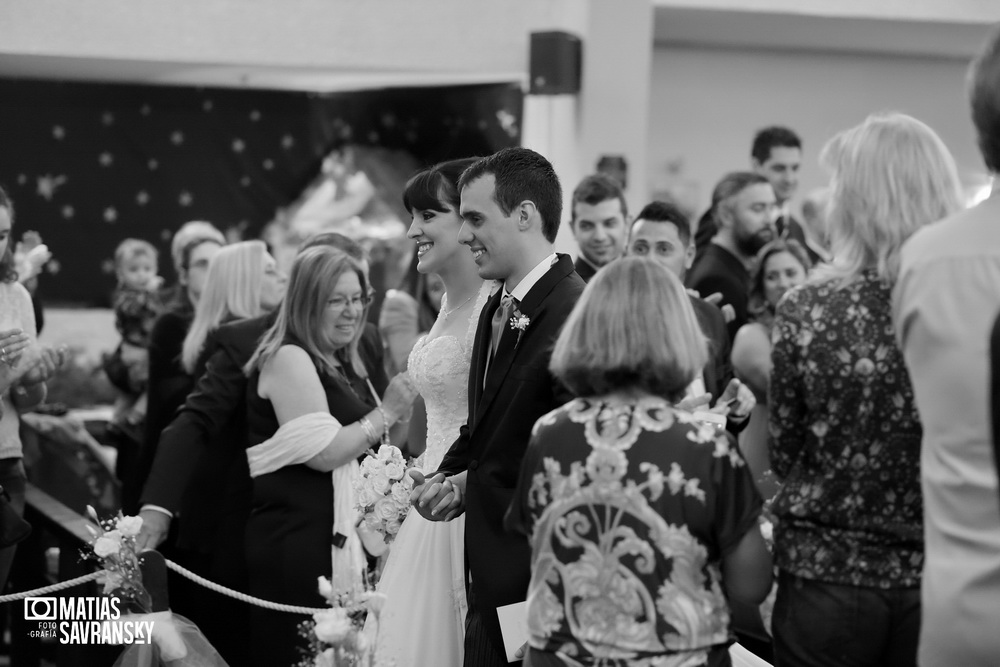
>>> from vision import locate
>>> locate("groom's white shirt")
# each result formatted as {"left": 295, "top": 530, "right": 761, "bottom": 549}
{"left": 504, "top": 252, "right": 557, "bottom": 302}
{"left": 484, "top": 252, "right": 557, "bottom": 384}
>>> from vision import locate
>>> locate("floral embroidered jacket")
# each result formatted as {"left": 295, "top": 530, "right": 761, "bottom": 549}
{"left": 506, "top": 397, "right": 761, "bottom": 667}
{"left": 769, "top": 270, "right": 923, "bottom": 588}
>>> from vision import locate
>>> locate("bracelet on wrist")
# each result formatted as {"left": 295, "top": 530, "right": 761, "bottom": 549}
{"left": 358, "top": 416, "right": 378, "bottom": 444}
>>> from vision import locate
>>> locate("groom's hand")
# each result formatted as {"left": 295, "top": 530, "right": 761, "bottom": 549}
{"left": 409, "top": 471, "right": 464, "bottom": 521}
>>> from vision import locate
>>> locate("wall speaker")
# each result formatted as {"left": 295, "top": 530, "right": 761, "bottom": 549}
{"left": 529, "top": 31, "right": 582, "bottom": 95}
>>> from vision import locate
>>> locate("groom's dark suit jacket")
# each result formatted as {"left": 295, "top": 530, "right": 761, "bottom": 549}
{"left": 439, "top": 254, "right": 585, "bottom": 651}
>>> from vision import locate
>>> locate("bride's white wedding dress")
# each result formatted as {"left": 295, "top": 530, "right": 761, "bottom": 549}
{"left": 369, "top": 281, "right": 493, "bottom": 667}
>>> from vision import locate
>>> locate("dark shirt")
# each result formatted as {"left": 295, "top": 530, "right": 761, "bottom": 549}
{"left": 113, "top": 285, "right": 164, "bottom": 348}
{"left": 769, "top": 270, "right": 923, "bottom": 588}
{"left": 686, "top": 243, "right": 750, "bottom": 342}
{"left": 573, "top": 255, "right": 598, "bottom": 283}
{"left": 507, "top": 396, "right": 761, "bottom": 665}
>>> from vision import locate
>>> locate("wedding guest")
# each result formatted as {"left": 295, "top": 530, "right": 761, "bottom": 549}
{"left": 507, "top": 257, "right": 772, "bottom": 667}
{"left": 179, "top": 240, "right": 286, "bottom": 379}
{"left": 695, "top": 128, "right": 815, "bottom": 264}
{"left": 0, "top": 186, "right": 67, "bottom": 590}
{"left": 731, "top": 239, "right": 811, "bottom": 483}
{"left": 108, "top": 238, "right": 164, "bottom": 440}
{"left": 568, "top": 173, "right": 628, "bottom": 282}
{"left": 687, "top": 172, "right": 776, "bottom": 340}
{"left": 627, "top": 200, "right": 755, "bottom": 425}
{"left": 243, "top": 245, "right": 418, "bottom": 667}
{"left": 770, "top": 112, "right": 958, "bottom": 667}
{"left": 136, "top": 233, "right": 374, "bottom": 666}
{"left": 120, "top": 225, "right": 224, "bottom": 513}
{"left": 893, "top": 27, "right": 1000, "bottom": 666}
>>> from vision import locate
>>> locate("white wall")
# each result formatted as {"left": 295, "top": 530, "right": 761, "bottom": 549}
{"left": 647, "top": 45, "right": 987, "bottom": 217}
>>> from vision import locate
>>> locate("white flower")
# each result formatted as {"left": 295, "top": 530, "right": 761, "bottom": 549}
{"left": 374, "top": 497, "right": 397, "bottom": 521}
{"left": 390, "top": 481, "right": 410, "bottom": 505}
{"left": 93, "top": 536, "right": 120, "bottom": 558}
{"left": 385, "top": 516, "right": 402, "bottom": 536}
{"left": 357, "top": 487, "right": 378, "bottom": 508}
{"left": 377, "top": 445, "right": 401, "bottom": 461}
{"left": 509, "top": 314, "right": 530, "bottom": 331}
{"left": 100, "top": 571, "right": 123, "bottom": 594}
{"left": 314, "top": 647, "right": 335, "bottom": 667}
{"left": 384, "top": 459, "right": 405, "bottom": 480}
{"left": 313, "top": 608, "right": 352, "bottom": 643}
{"left": 371, "top": 472, "right": 390, "bottom": 495}
{"left": 317, "top": 576, "right": 333, "bottom": 600}
{"left": 116, "top": 516, "right": 143, "bottom": 537}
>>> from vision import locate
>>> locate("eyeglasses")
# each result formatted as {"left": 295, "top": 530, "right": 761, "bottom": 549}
{"left": 327, "top": 294, "right": 371, "bottom": 311}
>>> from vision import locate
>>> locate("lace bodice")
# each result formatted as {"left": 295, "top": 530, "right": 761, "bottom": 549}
{"left": 407, "top": 281, "right": 494, "bottom": 471}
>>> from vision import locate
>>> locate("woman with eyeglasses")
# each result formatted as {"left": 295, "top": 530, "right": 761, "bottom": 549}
{"left": 242, "top": 245, "right": 418, "bottom": 667}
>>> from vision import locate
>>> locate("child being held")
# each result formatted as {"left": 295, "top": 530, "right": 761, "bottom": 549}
{"left": 109, "top": 238, "right": 163, "bottom": 439}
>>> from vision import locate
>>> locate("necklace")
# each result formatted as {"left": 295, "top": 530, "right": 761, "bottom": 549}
{"left": 439, "top": 293, "right": 473, "bottom": 320}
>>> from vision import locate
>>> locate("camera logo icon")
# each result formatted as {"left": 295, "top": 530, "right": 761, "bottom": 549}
{"left": 24, "top": 597, "right": 57, "bottom": 621}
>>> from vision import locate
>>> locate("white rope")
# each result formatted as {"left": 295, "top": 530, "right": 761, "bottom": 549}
{"left": 0, "top": 571, "right": 102, "bottom": 603}
{"left": 0, "top": 559, "right": 364, "bottom": 617}
{"left": 164, "top": 559, "right": 329, "bottom": 615}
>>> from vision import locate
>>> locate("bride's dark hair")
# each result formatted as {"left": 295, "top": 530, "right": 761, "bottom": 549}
{"left": 399, "top": 157, "right": 481, "bottom": 332}
{"left": 402, "top": 157, "right": 480, "bottom": 215}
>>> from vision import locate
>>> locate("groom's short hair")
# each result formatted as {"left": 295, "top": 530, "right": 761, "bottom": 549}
{"left": 459, "top": 147, "right": 562, "bottom": 243}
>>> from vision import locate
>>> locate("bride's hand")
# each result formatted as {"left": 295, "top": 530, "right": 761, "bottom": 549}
{"left": 409, "top": 471, "right": 464, "bottom": 521}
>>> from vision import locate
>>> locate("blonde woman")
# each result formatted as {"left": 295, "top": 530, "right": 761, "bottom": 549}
{"left": 243, "top": 246, "right": 417, "bottom": 667}
{"left": 769, "top": 113, "right": 963, "bottom": 667}
{"left": 508, "top": 257, "right": 772, "bottom": 667}
{"left": 180, "top": 240, "right": 286, "bottom": 377}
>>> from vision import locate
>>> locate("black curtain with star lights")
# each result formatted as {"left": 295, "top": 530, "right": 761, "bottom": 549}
{"left": 0, "top": 78, "right": 522, "bottom": 305}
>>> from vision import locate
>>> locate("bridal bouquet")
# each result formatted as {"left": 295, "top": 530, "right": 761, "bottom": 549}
{"left": 354, "top": 445, "right": 414, "bottom": 545}
{"left": 298, "top": 576, "right": 387, "bottom": 667}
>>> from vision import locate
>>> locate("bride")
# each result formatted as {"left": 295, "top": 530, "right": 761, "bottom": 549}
{"left": 369, "top": 158, "right": 493, "bottom": 667}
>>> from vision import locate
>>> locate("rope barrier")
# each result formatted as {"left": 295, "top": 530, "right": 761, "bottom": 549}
{"left": 163, "top": 559, "right": 327, "bottom": 615}
{"left": 0, "top": 559, "right": 368, "bottom": 615}
{"left": 0, "top": 571, "right": 102, "bottom": 603}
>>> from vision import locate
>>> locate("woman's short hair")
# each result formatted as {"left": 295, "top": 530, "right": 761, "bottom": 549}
{"left": 0, "top": 185, "right": 17, "bottom": 283}
{"left": 248, "top": 245, "right": 368, "bottom": 379}
{"left": 550, "top": 256, "right": 707, "bottom": 401}
{"left": 818, "top": 112, "right": 963, "bottom": 287}
{"left": 748, "top": 239, "right": 813, "bottom": 321}
{"left": 181, "top": 240, "right": 269, "bottom": 373}
{"left": 170, "top": 221, "right": 226, "bottom": 274}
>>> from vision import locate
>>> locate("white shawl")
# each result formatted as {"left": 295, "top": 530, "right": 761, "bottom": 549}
{"left": 246, "top": 412, "right": 363, "bottom": 596}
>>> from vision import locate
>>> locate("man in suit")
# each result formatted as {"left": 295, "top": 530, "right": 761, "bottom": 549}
{"left": 411, "top": 147, "right": 585, "bottom": 666}
{"left": 687, "top": 172, "right": 776, "bottom": 341}
{"left": 568, "top": 173, "right": 628, "bottom": 282}
{"left": 627, "top": 200, "right": 754, "bottom": 423}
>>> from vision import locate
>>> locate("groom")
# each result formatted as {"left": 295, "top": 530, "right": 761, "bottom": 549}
{"left": 412, "top": 147, "right": 585, "bottom": 665}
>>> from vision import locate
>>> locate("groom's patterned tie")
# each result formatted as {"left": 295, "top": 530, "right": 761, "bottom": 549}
{"left": 489, "top": 293, "right": 517, "bottom": 366}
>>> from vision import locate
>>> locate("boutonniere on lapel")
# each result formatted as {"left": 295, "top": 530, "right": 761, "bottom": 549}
{"left": 509, "top": 309, "right": 530, "bottom": 346}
